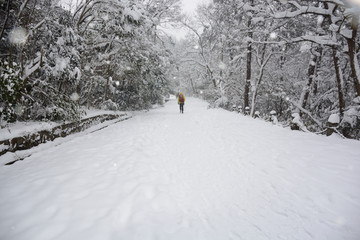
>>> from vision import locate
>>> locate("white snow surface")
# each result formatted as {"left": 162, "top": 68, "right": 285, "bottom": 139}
{"left": 0, "top": 121, "right": 59, "bottom": 141}
{"left": 328, "top": 113, "right": 340, "bottom": 124}
{"left": 0, "top": 108, "right": 127, "bottom": 141}
{"left": 0, "top": 98, "right": 360, "bottom": 240}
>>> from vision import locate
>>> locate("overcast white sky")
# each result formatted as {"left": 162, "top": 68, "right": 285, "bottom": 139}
{"left": 181, "top": 0, "right": 211, "bottom": 15}
{"left": 161, "top": 0, "right": 212, "bottom": 40}
{"left": 59, "top": 0, "right": 211, "bottom": 40}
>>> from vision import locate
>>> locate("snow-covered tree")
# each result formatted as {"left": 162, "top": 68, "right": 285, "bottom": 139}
{"left": 172, "top": 0, "right": 360, "bottom": 139}
{"left": 1, "top": 0, "right": 176, "bottom": 124}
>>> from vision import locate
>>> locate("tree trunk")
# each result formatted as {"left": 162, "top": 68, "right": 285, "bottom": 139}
{"left": 279, "top": 97, "right": 284, "bottom": 115}
{"left": 104, "top": 65, "right": 111, "bottom": 101}
{"left": 104, "top": 77, "right": 109, "bottom": 101}
{"left": 244, "top": 10, "right": 253, "bottom": 109}
{"left": 189, "top": 78, "right": 196, "bottom": 93}
{"left": 207, "top": 66, "right": 216, "bottom": 88}
{"left": 346, "top": 15, "right": 360, "bottom": 97}
{"left": 332, "top": 46, "right": 345, "bottom": 116}
{"left": 219, "top": 36, "right": 224, "bottom": 79}
{"left": 250, "top": 43, "right": 267, "bottom": 117}
{"left": 301, "top": 50, "right": 318, "bottom": 110}
{"left": 87, "top": 77, "right": 95, "bottom": 110}
{"left": 313, "top": 47, "right": 322, "bottom": 96}
{"left": 0, "top": 0, "right": 11, "bottom": 40}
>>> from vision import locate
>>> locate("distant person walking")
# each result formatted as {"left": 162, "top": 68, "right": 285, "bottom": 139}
{"left": 178, "top": 92, "right": 185, "bottom": 113}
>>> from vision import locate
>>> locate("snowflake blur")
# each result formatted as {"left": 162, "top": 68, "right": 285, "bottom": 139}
{"left": 70, "top": 92, "right": 80, "bottom": 101}
{"left": 270, "top": 32, "right": 277, "bottom": 39}
{"left": 218, "top": 62, "right": 226, "bottom": 70}
{"left": 9, "top": 27, "right": 28, "bottom": 45}
{"left": 348, "top": 0, "right": 360, "bottom": 6}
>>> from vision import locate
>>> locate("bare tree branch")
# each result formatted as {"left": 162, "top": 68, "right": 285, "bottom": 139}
{"left": 0, "top": 0, "right": 11, "bottom": 40}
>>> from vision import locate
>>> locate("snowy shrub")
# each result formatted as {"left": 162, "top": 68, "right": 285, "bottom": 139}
{"left": 100, "top": 100, "right": 119, "bottom": 111}
{"left": 202, "top": 89, "right": 221, "bottom": 108}
{"left": 269, "top": 110, "right": 279, "bottom": 125}
{"left": 353, "top": 97, "right": 360, "bottom": 105}
{"left": 214, "top": 96, "right": 229, "bottom": 109}
{"left": 290, "top": 113, "right": 308, "bottom": 131}
{"left": 270, "top": 110, "right": 277, "bottom": 115}
{"left": 342, "top": 108, "right": 358, "bottom": 128}
{"left": 27, "top": 80, "right": 82, "bottom": 122}
{"left": 328, "top": 114, "right": 340, "bottom": 124}
{"left": 0, "top": 60, "right": 24, "bottom": 122}
{"left": 340, "top": 106, "right": 360, "bottom": 139}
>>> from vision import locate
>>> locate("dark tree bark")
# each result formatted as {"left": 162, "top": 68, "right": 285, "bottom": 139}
{"left": 332, "top": 46, "right": 345, "bottom": 116}
{"left": 0, "top": 0, "right": 11, "bottom": 40}
{"left": 313, "top": 47, "right": 322, "bottom": 96}
{"left": 104, "top": 65, "right": 111, "bottom": 101}
{"left": 346, "top": 15, "right": 360, "bottom": 97}
{"left": 244, "top": 0, "right": 253, "bottom": 109}
{"left": 301, "top": 50, "right": 318, "bottom": 109}
{"left": 244, "top": 37, "right": 252, "bottom": 109}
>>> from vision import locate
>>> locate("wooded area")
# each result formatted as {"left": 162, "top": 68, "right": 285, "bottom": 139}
{"left": 1, "top": 0, "right": 179, "bottom": 122}
{"left": 174, "top": 0, "right": 360, "bottom": 139}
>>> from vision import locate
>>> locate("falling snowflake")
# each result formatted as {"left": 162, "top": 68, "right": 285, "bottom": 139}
{"left": 348, "top": 0, "right": 360, "bottom": 7}
{"left": 9, "top": 27, "right": 28, "bottom": 45}
{"left": 270, "top": 32, "right": 277, "bottom": 39}
{"left": 70, "top": 92, "right": 80, "bottom": 101}
{"left": 15, "top": 105, "right": 24, "bottom": 115}
{"left": 218, "top": 62, "right": 226, "bottom": 70}
{"left": 317, "top": 16, "right": 324, "bottom": 25}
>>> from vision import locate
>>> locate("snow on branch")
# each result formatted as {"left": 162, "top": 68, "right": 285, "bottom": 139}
{"left": 275, "top": 3, "right": 327, "bottom": 18}
{"left": 180, "top": 59, "right": 207, "bottom": 69}
{"left": 32, "top": 19, "right": 46, "bottom": 30}
{"left": 74, "top": 0, "right": 104, "bottom": 29}
{"left": 27, "top": 19, "right": 46, "bottom": 38}
{"left": 288, "top": 99, "right": 323, "bottom": 127}
{"left": 22, "top": 49, "right": 44, "bottom": 81}
{"left": 290, "top": 35, "right": 339, "bottom": 46}
{"left": 319, "top": 0, "right": 345, "bottom": 7}
{"left": 274, "top": 1, "right": 341, "bottom": 23}
{"left": 243, "top": 2, "right": 260, "bottom": 12}
{"left": 252, "top": 35, "right": 338, "bottom": 47}
{"left": 17, "top": 0, "right": 31, "bottom": 20}
{"left": 22, "top": 61, "right": 41, "bottom": 81}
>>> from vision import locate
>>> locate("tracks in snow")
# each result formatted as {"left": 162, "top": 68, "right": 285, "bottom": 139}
{"left": 1, "top": 98, "right": 359, "bottom": 240}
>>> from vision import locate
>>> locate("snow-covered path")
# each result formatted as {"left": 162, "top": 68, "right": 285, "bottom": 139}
{"left": 1, "top": 98, "right": 360, "bottom": 240}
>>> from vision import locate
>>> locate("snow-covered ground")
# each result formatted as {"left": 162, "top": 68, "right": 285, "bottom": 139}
{"left": 0, "top": 98, "right": 359, "bottom": 240}
{"left": 0, "top": 108, "right": 128, "bottom": 141}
